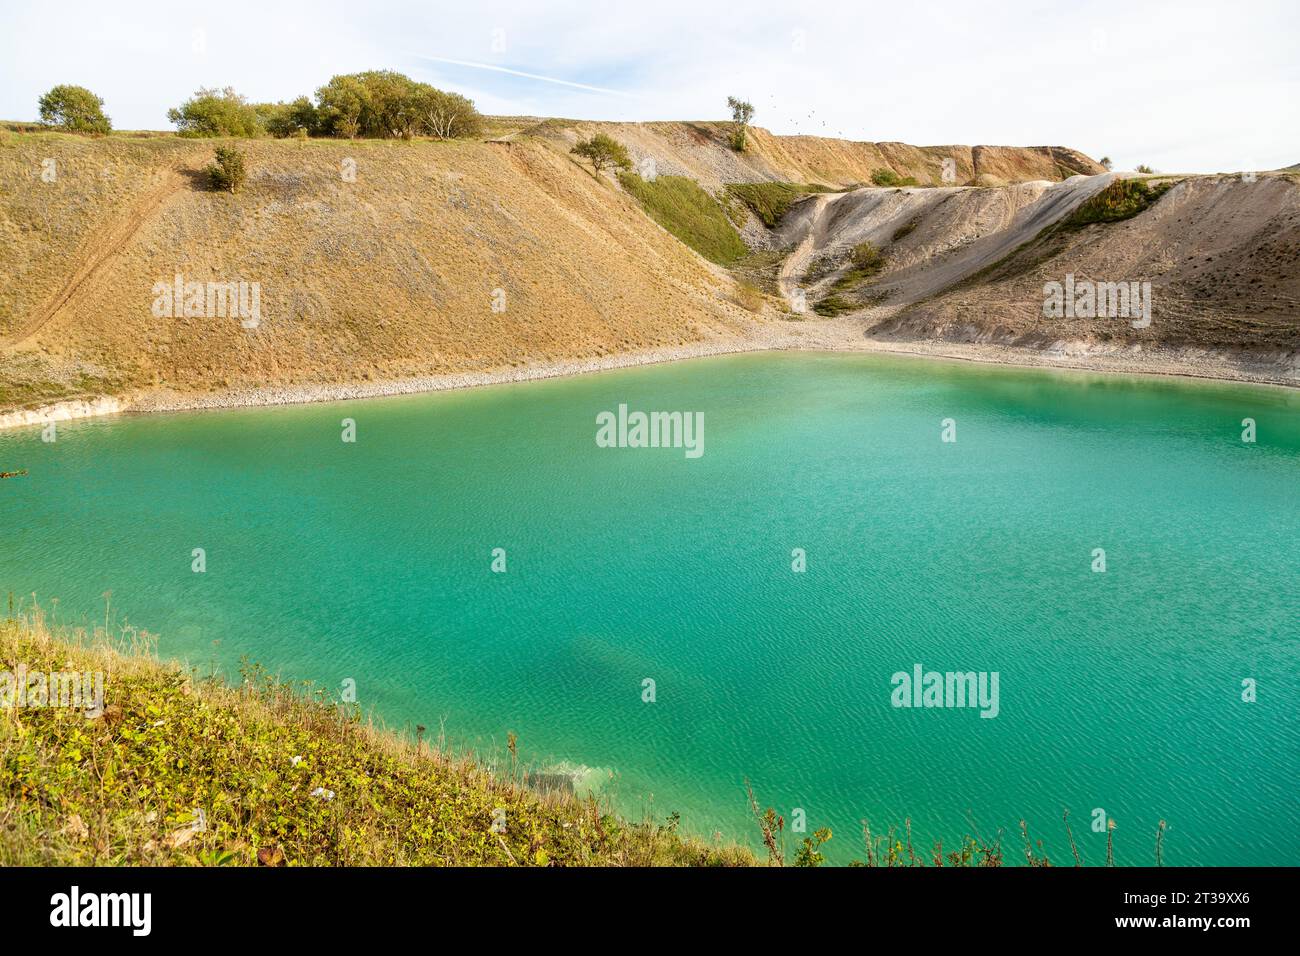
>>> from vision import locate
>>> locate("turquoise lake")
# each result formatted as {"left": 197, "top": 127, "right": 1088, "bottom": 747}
{"left": 2, "top": 352, "right": 1297, "bottom": 865}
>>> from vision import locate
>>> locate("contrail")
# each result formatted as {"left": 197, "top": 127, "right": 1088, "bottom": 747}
{"left": 410, "top": 53, "right": 639, "bottom": 98}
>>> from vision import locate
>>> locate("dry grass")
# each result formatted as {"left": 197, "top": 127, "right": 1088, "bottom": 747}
{"left": 0, "top": 131, "right": 753, "bottom": 411}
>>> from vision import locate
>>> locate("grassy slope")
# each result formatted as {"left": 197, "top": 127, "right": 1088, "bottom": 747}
{"left": 724, "top": 182, "right": 832, "bottom": 228}
{"left": 617, "top": 172, "right": 748, "bottom": 266}
{"left": 0, "top": 609, "right": 753, "bottom": 866}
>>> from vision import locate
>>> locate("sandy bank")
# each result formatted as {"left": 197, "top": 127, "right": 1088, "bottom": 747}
{"left": 2, "top": 322, "right": 1296, "bottom": 431}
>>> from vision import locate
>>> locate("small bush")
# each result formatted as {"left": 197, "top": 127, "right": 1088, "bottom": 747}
{"left": 571, "top": 133, "right": 632, "bottom": 175}
{"left": 1067, "top": 178, "right": 1172, "bottom": 226}
{"left": 170, "top": 87, "right": 263, "bottom": 138}
{"left": 871, "top": 168, "right": 921, "bottom": 188}
{"left": 206, "top": 145, "right": 247, "bottom": 194}
{"left": 813, "top": 294, "right": 854, "bottom": 316}
{"left": 850, "top": 242, "right": 884, "bottom": 272}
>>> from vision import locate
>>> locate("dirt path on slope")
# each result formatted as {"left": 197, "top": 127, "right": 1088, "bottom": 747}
{"left": 1, "top": 168, "right": 186, "bottom": 348}
{"left": 775, "top": 175, "right": 1119, "bottom": 313}
{"left": 776, "top": 192, "right": 852, "bottom": 309}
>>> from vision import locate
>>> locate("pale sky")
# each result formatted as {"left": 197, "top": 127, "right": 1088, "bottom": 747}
{"left": 2, "top": 0, "right": 1296, "bottom": 173}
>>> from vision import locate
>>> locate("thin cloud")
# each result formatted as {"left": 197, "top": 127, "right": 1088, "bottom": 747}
{"left": 410, "top": 54, "right": 642, "bottom": 98}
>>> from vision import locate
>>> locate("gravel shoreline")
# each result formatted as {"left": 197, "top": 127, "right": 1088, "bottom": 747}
{"left": 3, "top": 323, "right": 1297, "bottom": 429}
{"left": 129, "top": 322, "right": 1300, "bottom": 416}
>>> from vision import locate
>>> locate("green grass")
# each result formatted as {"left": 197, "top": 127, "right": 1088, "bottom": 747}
{"left": 1065, "top": 177, "right": 1175, "bottom": 226}
{"left": 0, "top": 603, "right": 1174, "bottom": 867}
{"left": 618, "top": 173, "right": 749, "bottom": 266}
{"left": 809, "top": 243, "right": 889, "bottom": 317}
{"left": 813, "top": 294, "right": 855, "bottom": 317}
{"left": 724, "top": 182, "right": 834, "bottom": 228}
{"left": 0, "top": 607, "right": 753, "bottom": 866}
{"left": 871, "top": 168, "right": 921, "bottom": 188}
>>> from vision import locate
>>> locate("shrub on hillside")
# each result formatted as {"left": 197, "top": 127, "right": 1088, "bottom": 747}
{"left": 37, "top": 85, "right": 112, "bottom": 134}
{"left": 850, "top": 241, "right": 884, "bottom": 273}
{"left": 813, "top": 294, "right": 854, "bottom": 316}
{"left": 206, "top": 145, "right": 247, "bottom": 194}
{"left": 871, "top": 168, "right": 920, "bottom": 188}
{"left": 314, "top": 71, "right": 482, "bottom": 140}
{"left": 892, "top": 219, "right": 919, "bottom": 242}
{"left": 1066, "top": 178, "right": 1173, "bottom": 226}
{"left": 571, "top": 133, "right": 632, "bottom": 174}
{"left": 169, "top": 87, "right": 263, "bottom": 137}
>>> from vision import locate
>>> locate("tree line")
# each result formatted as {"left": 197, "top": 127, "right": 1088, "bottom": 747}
{"left": 35, "top": 71, "right": 483, "bottom": 141}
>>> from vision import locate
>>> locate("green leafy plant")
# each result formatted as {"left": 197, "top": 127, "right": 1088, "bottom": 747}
{"left": 727, "top": 96, "right": 754, "bottom": 151}
{"left": 0, "top": 603, "right": 754, "bottom": 867}
{"left": 38, "top": 85, "right": 112, "bottom": 134}
{"left": 571, "top": 133, "right": 632, "bottom": 175}
{"left": 169, "top": 87, "right": 263, "bottom": 138}
{"left": 205, "top": 145, "right": 247, "bottom": 194}
{"left": 256, "top": 97, "right": 319, "bottom": 138}
{"left": 871, "top": 168, "right": 920, "bottom": 188}
{"left": 793, "top": 828, "right": 833, "bottom": 867}
{"left": 813, "top": 293, "right": 854, "bottom": 316}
